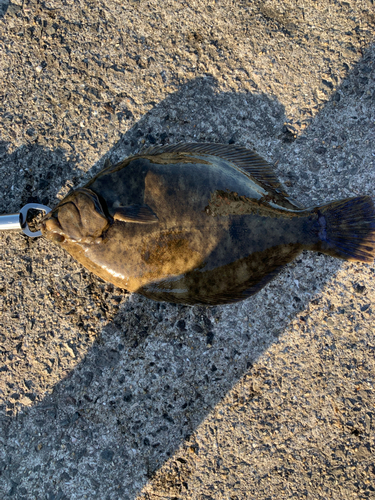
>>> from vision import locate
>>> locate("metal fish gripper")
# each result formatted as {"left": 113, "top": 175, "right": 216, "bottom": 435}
{"left": 0, "top": 203, "right": 51, "bottom": 238}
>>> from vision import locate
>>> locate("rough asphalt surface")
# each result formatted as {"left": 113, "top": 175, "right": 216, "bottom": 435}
{"left": 0, "top": 1, "right": 374, "bottom": 499}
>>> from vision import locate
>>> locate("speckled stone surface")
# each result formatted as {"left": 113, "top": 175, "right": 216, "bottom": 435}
{"left": 0, "top": 1, "right": 374, "bottom": 499}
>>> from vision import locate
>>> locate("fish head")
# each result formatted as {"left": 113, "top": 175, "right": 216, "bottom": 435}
{"left": 41, "top": 188, "right": 109, "bottom": 244}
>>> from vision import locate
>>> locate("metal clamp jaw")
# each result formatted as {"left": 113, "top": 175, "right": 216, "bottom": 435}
{"left": 0, "top": 203, "right": 51, "bottom": 238}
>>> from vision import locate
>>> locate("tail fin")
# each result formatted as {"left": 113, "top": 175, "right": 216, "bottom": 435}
{"left": 315, "top": 196, "right": 375, "bottom": 262}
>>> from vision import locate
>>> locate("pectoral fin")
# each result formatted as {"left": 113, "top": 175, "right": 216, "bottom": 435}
{"left": 113, "top": 205, "right": 159, "bottom": 224}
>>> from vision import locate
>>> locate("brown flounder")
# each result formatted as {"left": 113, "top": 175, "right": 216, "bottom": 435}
{"left": 41, "top": 143, "right": 375, "bottom": 305}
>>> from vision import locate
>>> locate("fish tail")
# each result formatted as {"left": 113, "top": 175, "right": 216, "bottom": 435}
{"left": 313, "top": 196, "right": 375, "bottom": 262}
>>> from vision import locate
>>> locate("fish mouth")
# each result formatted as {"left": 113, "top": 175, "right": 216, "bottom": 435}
{"left": 40, "top": 211, "right": 66, "bottom": 243}
{"left": 40, "top": 188, "right": 110, "bottom": 244}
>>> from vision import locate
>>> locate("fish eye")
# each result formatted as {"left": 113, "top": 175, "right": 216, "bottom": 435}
{"left": 50, "top": 233, "right": 65, "bottom": 243}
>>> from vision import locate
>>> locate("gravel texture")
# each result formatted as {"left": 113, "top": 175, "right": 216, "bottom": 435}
{"left": 0, "top": 0, "right": 374, "bottom": 499}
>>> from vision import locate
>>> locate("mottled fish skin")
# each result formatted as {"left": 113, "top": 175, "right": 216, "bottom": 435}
{"left": 41, "top": 143, "right": 375, "bottom": 305}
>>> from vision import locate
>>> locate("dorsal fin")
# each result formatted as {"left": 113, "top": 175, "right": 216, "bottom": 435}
{"left": 145, "top": 142, "right": 280, "bottom": 189}
{"left": 144, "top": 142, "right": 303, "bottom": 209}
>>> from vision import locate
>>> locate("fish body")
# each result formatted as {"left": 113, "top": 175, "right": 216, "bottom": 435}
{"left": 42, "top": 143, "right": 375, "bottom": 305}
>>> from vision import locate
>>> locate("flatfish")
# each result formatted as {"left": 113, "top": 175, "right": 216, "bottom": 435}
{"left": 41, "top": 143, "right": 375, "bottom": 305}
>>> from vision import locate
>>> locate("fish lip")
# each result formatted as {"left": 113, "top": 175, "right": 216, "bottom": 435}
{"left": 40, "top": 205, "right": 61, "bottom": 224}
{"left": 38, "top": 211, "right": 53, "bottom": 233}
{"left": 40, "top": 211, "right": 64, "bottom": 235}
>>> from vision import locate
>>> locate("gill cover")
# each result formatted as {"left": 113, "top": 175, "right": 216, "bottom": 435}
{"left": 48, "top": 188, "right": 109, "bottom": 242}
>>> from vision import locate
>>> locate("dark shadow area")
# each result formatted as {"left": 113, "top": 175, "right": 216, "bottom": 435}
{"left": 0, "top": 0, "right": 10, "bottom": 19}
{"left": 0, "top": 46, "right": 374, "bottom": 499}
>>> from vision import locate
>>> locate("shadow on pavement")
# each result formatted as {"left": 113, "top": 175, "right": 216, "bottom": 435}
{"left": 0, "top": 46, "right": 374, "bottom": 499}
